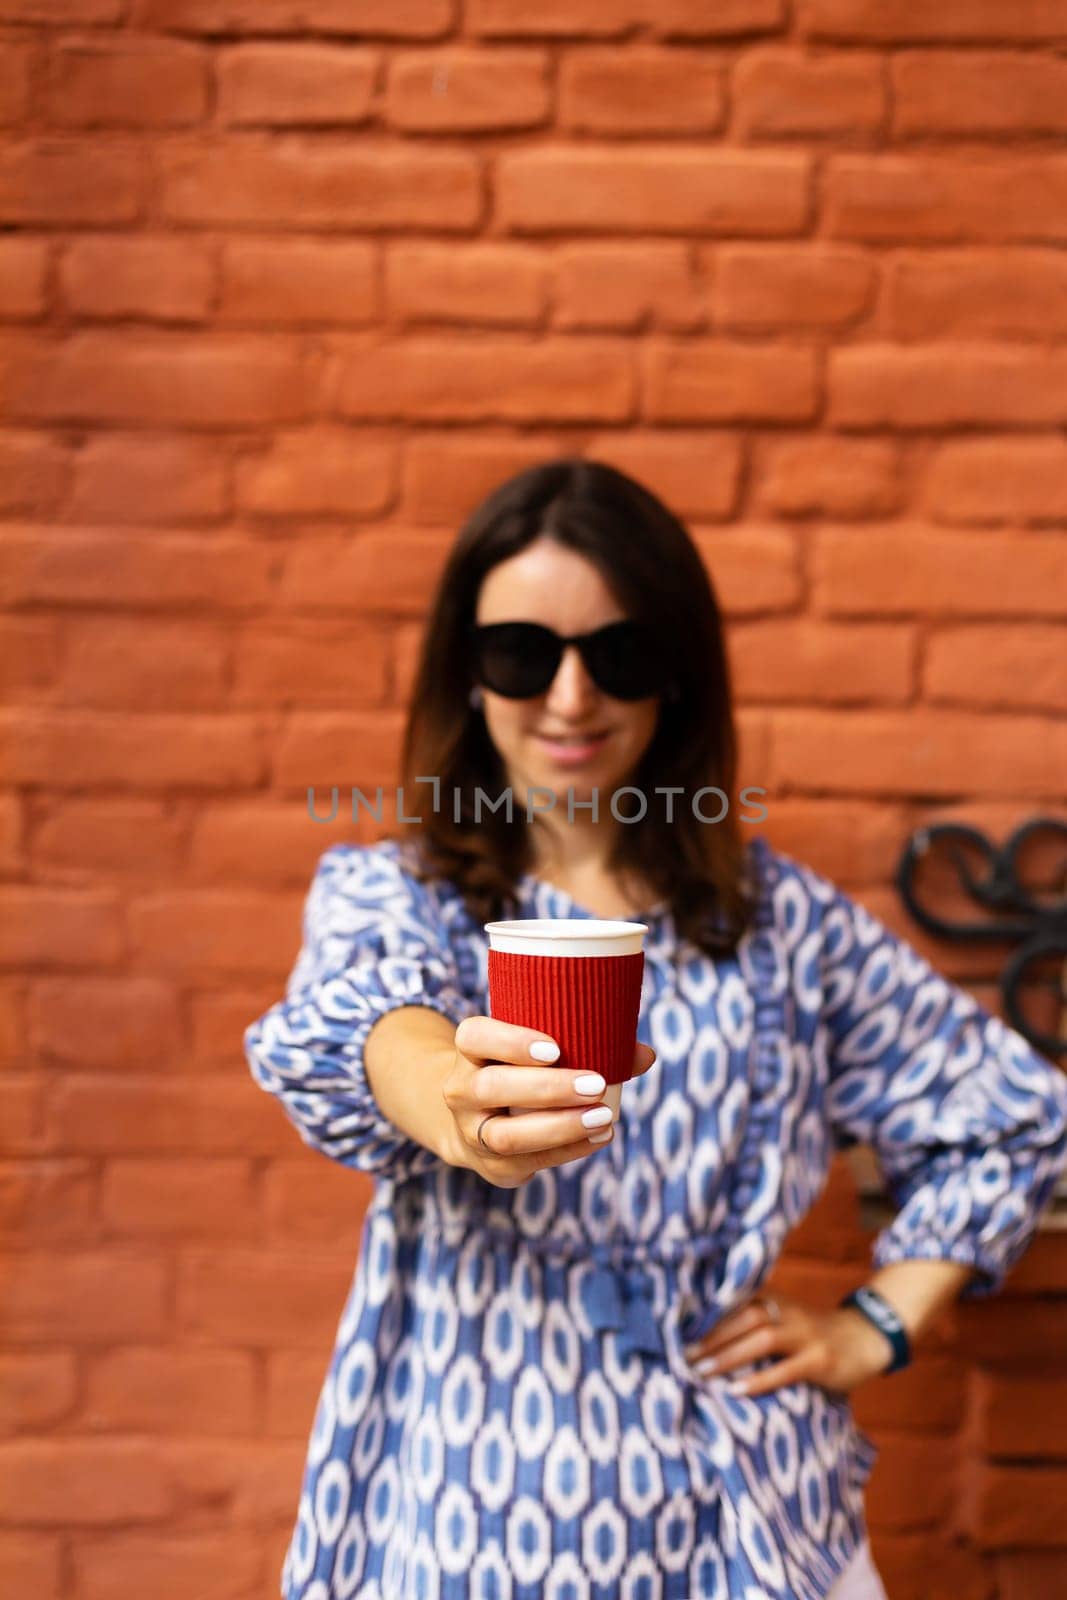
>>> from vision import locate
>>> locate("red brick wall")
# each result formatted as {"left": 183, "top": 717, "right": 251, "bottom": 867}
{"left": 2, "top": 3, "right": 1066, "bottom": 1597}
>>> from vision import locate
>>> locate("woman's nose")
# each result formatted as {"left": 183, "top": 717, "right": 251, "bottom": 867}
{"left": 544, "top": 645, "right": 598, "bottom": 712}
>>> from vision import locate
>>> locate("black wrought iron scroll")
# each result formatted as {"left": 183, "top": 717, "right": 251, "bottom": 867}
{"left": 896, "top": 816, "right": 1067, "bottom": 1062}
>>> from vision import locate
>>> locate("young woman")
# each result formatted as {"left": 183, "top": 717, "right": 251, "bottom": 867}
{"left": 245, "top": 460, "right": 1067, "bottom": 1600}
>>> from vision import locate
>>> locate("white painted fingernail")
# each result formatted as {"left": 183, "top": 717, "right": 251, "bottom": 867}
{"left": 529, "top": 1040, "right": 559, "bottom": 1061}
{"left": 573, "top": 1073, "right": 606, "bottom": 1095}
{"left": 588, "top": 1128, "right": 613, "bottom": 1144}
{"left": 696, "top": 1356, "right": 718, "bottom": 1374}
{"left": 581, "top": 1105, "right": 613, "bottom": 1129}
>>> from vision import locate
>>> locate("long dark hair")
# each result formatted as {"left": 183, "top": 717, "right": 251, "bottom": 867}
{"left": 397, "top": 459, "right": 755, "bottom": 957}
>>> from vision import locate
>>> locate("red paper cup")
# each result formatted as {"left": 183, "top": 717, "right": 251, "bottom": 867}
{"left": 484, "top": 918, "right": 647, "bottom": 1119}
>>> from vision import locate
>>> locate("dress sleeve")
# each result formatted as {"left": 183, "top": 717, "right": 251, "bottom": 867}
{"left": 803, "top": 862, "right": 1067, "bottom": 1299}
{"left": 243, "top": 842, "right": 480, "bottom": 1182}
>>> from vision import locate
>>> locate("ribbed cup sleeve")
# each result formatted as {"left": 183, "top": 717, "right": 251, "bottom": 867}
{"left": 487, "top": 950, "right": 644, "bottom": 1086}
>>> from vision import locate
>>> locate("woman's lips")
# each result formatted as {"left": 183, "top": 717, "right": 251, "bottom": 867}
{"left": 537, "top": 732, "right": 610, "bottom": 766}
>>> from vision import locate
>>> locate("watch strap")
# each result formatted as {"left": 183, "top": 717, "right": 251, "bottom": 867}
{"left": 839, "top": 1286, "right": 912, "bottom": 1374}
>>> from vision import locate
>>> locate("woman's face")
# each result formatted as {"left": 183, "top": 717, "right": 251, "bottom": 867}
{"left": 473, "top": 539, "right": 661, "bottom": 808}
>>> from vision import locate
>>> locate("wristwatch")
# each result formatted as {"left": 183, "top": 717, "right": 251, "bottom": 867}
{"left": 839, "top": 1285, "right": 912, "bottom": 1374}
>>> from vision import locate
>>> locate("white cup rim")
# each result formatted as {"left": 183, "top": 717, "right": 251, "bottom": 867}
{"left": 485, "top": 918, "right": 648, "bottom": 939}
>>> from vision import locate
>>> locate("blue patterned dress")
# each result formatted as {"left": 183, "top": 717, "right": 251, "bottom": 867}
{"left": 243, "top": 834, "right": 1067, "bottom": 1600}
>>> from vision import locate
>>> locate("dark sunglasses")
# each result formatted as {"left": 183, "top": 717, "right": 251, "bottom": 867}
{"left": 469, "top": 619, "right": 670, "bottom": 702}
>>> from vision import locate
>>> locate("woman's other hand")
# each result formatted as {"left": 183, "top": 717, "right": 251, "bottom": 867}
{"left": 441, "top": 1014, "right": 656, "bottom": 1188}
{"left": 684, "top": 1292, "right": 895, "bottom": 1398}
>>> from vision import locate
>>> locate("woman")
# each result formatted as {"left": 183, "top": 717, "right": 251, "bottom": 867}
{"left": 245, "top": 460, "right": 1067, "bottom": 1600}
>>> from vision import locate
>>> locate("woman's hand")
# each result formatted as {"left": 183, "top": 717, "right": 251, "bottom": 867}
{"left": 685, "top": 1292, "right": 895, "bottom": 1399}
{"left": 441, "top": 1014, "right": 656, "bottom": 1188}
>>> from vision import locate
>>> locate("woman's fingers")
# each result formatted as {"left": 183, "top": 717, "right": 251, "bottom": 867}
{"left": 476, "top": 1105, "right": 615, "bottom": 1158}
{"left": 454, "top": 1014, "right": 562, "bottom": 1069}
{"left": 693, "top": 1321, "right": 786, "bottom": 1375}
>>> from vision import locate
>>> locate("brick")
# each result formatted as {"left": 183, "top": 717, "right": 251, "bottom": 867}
{"left": 924, "top": 625, "right": 1066, "bottom": 713}
{"left": 220, "top": 237, "right": 376, "bottom": 325}
{"left": 0, "top": 530, "right": 276, "bottom": 611}
{"left": 499, "top": 148, "right": 809, "bottom": 235}
{"left": 0, "top": 0, "right": 118, "bottom": 13}
{"left": 156, "top": 1437, "right": 306, "bottom": 1527}
{"left": 0, "top": 1532, "right": 60, "bottom": 1596}
{"left": 266, "top": 1350, "right": 326, "bottom": 1437}
{"left": 0, "top": 797, "right": 23, "bottom": 876}
{"left": 71, "top": 434, "right": 227, "bottom": 523}
{"left": 389, "top": 48, "right": 549, "bottom": 131}
{"left": 0, "top": 43, "right": 30, "bottom": 125}
{"left": 235, "top": 427, "right": 396, "bottom": 516}
{"left": 0, "top": 141, "right": 141, "bottom": 225}
{"left": 735, "top": 48, "right": 884, "bottom": 136}
{"left": 0, "top": 1079, "right": 45, "bottom": 1156}
{"left": 0, "top": 1252, "right": 167, "bottom": 1341}
{"left": 0, "top": 887, "right": 123, "bottom": 970}
{"left": 27, "top": 977, "right": 181, "bottom": 1069}
{"left": 387, "top": 244, "right": 547, "bottom": 327}
{"left": 263, "top": 1157, "right": 370, "bottom": 1245}
{"left": 272, "top": 711, "right": 404, "bottom": 788}
{"left": 403, "top": 433, "right": 566, "bottom": 522}
{"left": 889, "top": 250, "right": 1067, "bottom": 342}
{"left": 0, "top": 432, "right": 65, "bottom": 516}
{"left": 644, "top": 340, "right": 818, "bottom": 422}
{"left": 136, "top": 0, "right": 452, "bottom": 34}
{"left": 963, "top": 1464, "right": 1067, "bottom": 1548}
{"left": 772, "top": 708, "right": 1066, "bottom": 798}
{"left": 760, "top": 799, "right": 908, "bottom": 885}
{"left": 33, "top": 800, "right": 184, "bottom": 879}
{"left": 830, "top": 345, "right": 1067, "bottom": 428}
{"left": 0, "top": 616, "right": 59, "bottom": 697}
{"left": 189, "top": 986, "right": 284, "bottom": 1068}
{"left": 469, "top": 0, "right": 785, "bottom": 36}
{"left": 585, "top": 430, "right": 742, "bottom": 518}
{"left": 0, "top": 237, "right": 46, "bottom": 318}
{"left": 332, "top": 336, "right": 633, "bottom": 422}
{"left": 973, "top": 1371, "right": 1067, "bottom": 1458}
{"left": 827, "top": 155, "right": 1067, "bottom": 244}
{"left": 799, "top": 0, "right": 1067, "bottom": 41}
{"left": 281, "top": 532, "right": 451, "bottom": 615}
{"left": 869, "top": 1533, "right": 994, "bottom": 1600}
{"left": 956, "top": 1297, "right": 1067, "bottom": 1362}
{"left": 160, "top": 140, "right": 481, "bottom": 229}
{"left": 129, "top": 891, "right": 306, "bottom": 979}
{"left": 232, "top": 620, "right": 390, "bottom": 708}
{"left": 851, "top": 1355, "right": 966, "bottom": 1433}
{"left": 0, "top": 1438, "right": 174, "bottom": 1524}
{"left": 0, "top": 1160, "right": 96, "bottom": 1246}
{"left": 100, "top": 1159, "right": 257, "bottom": 1239}
{"left": 0, "top": 1351, "right": 76, "bottom": 1431}
{"left": 47, "top": 1078, "right": 290, "bottom": 1155}
{"left": 694, "top": 526, "right": 801, "bottom": 615}
{"left": 715, "top": 244, "right": 875, "bottom": 329}
{"left": 865, "top": 1434, "right": 957, "bottom": 1531}
{"left": 59, "top": 618, "right": 228, "bottom": 711}
{"left": 927, "top": 438, "right": 1067, "bottom": 524}
{"left": 178, "top": 1249, "right": 353, "bottom": 1346}
{"left": 560, "top": 49, "right": 726, "bottom": 134}
{"left": 756, "top": 436, "right": 899, "bottom": 517}
{"left": 72, "top": 1531, "right": 262, "bottom": 1600}
{"left": 894, "top": 50, "right": 1067, "bottom": 136}
{"left": 219, "top": 44, "right": 376, "bottom": 126}
{"left": 0, "top": 710, "right": 266, "bottom": 789}
{"left": 730, "top": 620, "right": 913, "bottom": 703}
{"left": 814, "top": 527, "right": 1067, "bottom": 619}
{"left": 2, "top": 333, "right": 312, "bottom": 428}
{"left": 553, "top": 243, "right": 705, "bottom": 331}
{"left": 188, "top": 808, "right": 358, "bottom": 887}
{"left": 47, "top": 38, "right": 207, "bottom": 127}
{"left": 60, "top": 237, "right": 213, "bottom": 322}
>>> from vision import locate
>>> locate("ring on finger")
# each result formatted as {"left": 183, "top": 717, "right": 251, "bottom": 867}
{"left": 476, "top": 1112, "right": 501, "bottom": 1152}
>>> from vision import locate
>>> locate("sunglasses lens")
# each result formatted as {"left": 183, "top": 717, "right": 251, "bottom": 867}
{"left": 473, "top": 623, "right": 558, "bottom": 698}
{"left": 583, "top": 622, "right": 665, "bottom": 700}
